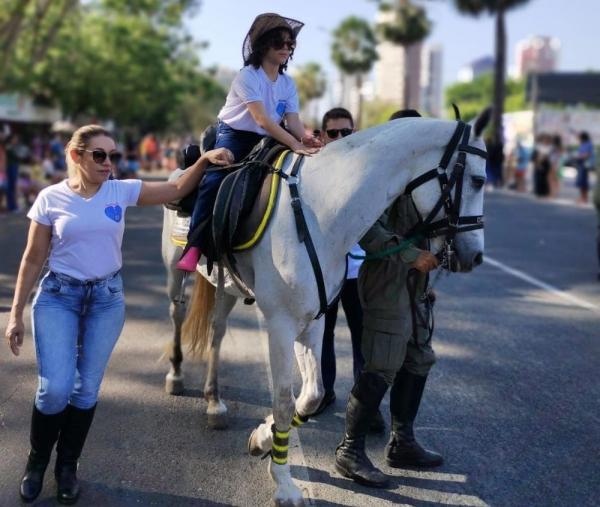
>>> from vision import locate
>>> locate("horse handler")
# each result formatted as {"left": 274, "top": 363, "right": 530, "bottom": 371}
{"left": 4, "top": 124, "right": 232, "bottom": 504}
{"left": 335, "top": 110, "right": 443, "bottom": 488}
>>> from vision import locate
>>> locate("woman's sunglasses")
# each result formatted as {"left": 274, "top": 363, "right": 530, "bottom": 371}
{"left": 326, "top": 128, "right": 353, "bottom": 139}
{"left": 83, "top": 149, "right": 122, "bottom": 165}
{"left": 271, "top": 37, "right": 296, "bottom": 51}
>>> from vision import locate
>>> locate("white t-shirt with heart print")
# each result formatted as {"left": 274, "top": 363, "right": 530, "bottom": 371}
{"left": 27, "top": 179, "right": 142, "bottom": 281}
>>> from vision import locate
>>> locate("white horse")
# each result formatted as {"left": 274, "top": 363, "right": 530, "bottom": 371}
{"left": 161, "top": 113, "right": 490, "bottom": 506}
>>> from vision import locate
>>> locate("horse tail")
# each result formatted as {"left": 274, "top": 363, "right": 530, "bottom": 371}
{"left": 182, "top": 273, "right": 215, "bottom": 358}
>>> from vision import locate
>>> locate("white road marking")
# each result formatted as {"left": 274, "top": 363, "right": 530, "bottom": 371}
{"left": 484, "top": 256, "right": 599, "bottom": 312}
{"left": 254, "top": 307, "right": 316, "bottom": 505}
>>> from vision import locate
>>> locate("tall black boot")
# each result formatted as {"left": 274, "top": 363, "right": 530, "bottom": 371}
{"left": 386, "top": 368, "right": 443, "bottom": 468}
{"left": 20, "top": 405, "right": 66, "bottom": 503}
{"left": 335, "top": 372, "right": 390, "bottom": 488}
{"left": 55, "top": 404, "right": 96, "bottom": 505}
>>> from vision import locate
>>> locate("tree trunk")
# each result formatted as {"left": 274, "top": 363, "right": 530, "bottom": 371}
{"left": 356, "top": 73, "right": 363, "bottom": 129}
{"left": 492, "top": 7, "right": 506, "bottom": 151}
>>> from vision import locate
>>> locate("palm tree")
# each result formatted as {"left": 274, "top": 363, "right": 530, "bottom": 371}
{"left": 294, "top": 62, "right": 327, "bottom": 125}
{"left": 376, "top": 0, "right": 431, "bottom": 109}
{"left": 452, "top": 0, "right": 531, "bottom": 156}
{"left": 331, "top": 16, "right": 378, "bottom": 128}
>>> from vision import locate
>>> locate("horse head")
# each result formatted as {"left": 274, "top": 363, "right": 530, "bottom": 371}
{"left": 407, "top": 108, "right": 491, "bottom": 273}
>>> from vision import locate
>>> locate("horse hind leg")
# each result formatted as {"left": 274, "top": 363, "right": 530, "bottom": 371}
{"left": 204, "top": 292, "right": 237, "bottom": 430}
{"left": 166, "top": 270, "right": 188, "bottom": 395}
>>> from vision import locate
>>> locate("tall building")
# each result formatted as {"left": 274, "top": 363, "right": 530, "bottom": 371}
{"left": 457, "top": 56, "right": 494, "bottom": 82}
{"left": 374, "top": 9, "right": 422, "bottom": 109}
{"left": 515, "top": 36, "right": 560, "bottom": 78}
{"left": 420, "top": 44, "right": 443, "bottom": 117}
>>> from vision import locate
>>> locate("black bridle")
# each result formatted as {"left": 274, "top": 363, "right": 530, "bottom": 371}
{"left": 404, "top": 120, "right": 488, "bottom": 266}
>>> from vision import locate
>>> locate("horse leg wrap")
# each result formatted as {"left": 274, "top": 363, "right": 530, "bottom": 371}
{"left": 291, "top": 411, "right": 308, "bottom": 428}
{"left": 270, "top": 426, "right": 290, "bottom": 465}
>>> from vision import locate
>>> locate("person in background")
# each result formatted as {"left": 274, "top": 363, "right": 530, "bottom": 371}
{"left": 511, "top": 138, "right": 529, "bottom": 193}
{"left": 307, "top": 107, "right": 386, "bottom": 432}
{"left": 6, "top": 133, "right": 22, "bottom": 212}
{"left": 575, "top": 131, "right": 595, "bottom": 204}
{"left": 549, "top": 134, "right": 564, "bottom": 198}
{"left": 532, "top": 133, "right": 552, "bottom": 198}
{"left": 5, "top": 124, "right": 232, "bottom": 504}
{"left": 593, "top": 166, "right": 600, "bottom": 281}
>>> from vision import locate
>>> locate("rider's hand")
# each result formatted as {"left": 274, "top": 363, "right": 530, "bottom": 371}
{"left": 300, "top": 135, "right": 323, "bottom": 149}
{"left": 5, "top": 315, "right": 24, "bottom": 357}
{"left": 204, "top": 148, "right": 234, "bottom": 166}
{"left": 292, "top": 141, "right": 320, "bottom": 156}
{"left": 412, "top": 251, "right": 439, "bottom": 273}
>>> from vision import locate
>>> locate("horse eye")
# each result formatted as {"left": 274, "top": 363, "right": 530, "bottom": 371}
{"left": 471, "top": 176, "right": 486, "bottom": 189}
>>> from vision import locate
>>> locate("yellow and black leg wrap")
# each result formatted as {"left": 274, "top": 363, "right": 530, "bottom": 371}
{"left": 291, "top": 411, "right": 308, "bottom": 428}
{"left": 270, "top": 426, "right": 290, "bottom": 466}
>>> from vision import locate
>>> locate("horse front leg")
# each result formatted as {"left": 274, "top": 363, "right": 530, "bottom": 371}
{"left": 165, "top": 269, "right": 187, "bottom": 395}
{"left": 204, "top": 292, "right": 237, "bottom": 429}
{"left": 294, "top": 318, "right": 325, "bottom": 419}
{"left": 248, "top": 316, "right": 304, "bottom": 507}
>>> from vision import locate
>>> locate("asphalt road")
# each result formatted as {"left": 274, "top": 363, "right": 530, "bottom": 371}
{"left": 0, "top": 188, "right": 598, "bottom": 506}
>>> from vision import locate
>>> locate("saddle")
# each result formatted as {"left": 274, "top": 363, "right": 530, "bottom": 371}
{"left": 210, "top": 139, "right": 286, "bottom": 262}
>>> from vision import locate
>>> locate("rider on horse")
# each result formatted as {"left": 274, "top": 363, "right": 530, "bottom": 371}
{"left": 177, "top": 12, "right": 322, "bottom": 271}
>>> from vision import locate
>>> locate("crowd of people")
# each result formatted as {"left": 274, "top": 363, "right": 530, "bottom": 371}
{"left": 503, "top": 131, "right": 597, "bottom": 204}
{"left": 0, "top": 129, "right": 188, "bottom": 214}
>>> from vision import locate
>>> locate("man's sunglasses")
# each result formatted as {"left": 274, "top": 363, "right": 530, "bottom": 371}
{"left": 326, "top": 128, "right": 353, "bottom": 139}
{"left": 271, "top": 37, "right": 296, "bottom": 51}
{"left": 83, "top": 149, "right": 122, "bottom": 165}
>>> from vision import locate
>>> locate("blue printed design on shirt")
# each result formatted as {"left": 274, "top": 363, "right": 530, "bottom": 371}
{"left": 104, "top": 203, "right": 122, "bottom": 223}
{"left": 276, "top": 100, "right": 286, "bottom": 117}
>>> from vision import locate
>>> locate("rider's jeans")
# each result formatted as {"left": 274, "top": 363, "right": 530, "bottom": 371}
{"left": 31, "top": 271, "right": 125, "bottom": 414}
{"left": 188, "top": 121, "right": 264, "bottom": 248}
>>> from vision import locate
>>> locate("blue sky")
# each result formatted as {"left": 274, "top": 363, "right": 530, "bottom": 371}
{"left": 187, "top": 0, "right": 599, "bottom": 86}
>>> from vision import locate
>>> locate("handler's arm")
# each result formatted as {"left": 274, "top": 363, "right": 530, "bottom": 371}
{"left": 5, "top": 221, "right": 51, "bottom": 356}
{"left": 136, "top": 148, "right": 234, "bottom": 206}
{"left": 359, "top": 213, "right": 437, "bottom": 272}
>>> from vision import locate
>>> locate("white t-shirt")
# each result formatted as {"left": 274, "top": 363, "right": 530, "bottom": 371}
{"left": 347, "top": 244, "right": 365, "bottom": 280}
{"left": 218, "top": 65, "right": 299, "bottom": 135}
{"left": 28, "top": 179, "right": 143, "bottom": 280}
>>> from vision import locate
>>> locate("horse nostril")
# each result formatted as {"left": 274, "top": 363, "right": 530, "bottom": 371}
{"left": 473, "top": 252, "right": 483, "bottom": 266}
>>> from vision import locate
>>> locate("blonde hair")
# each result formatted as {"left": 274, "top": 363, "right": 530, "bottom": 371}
{"left": 65, "top": 124, "right": 112, "bottom": 177}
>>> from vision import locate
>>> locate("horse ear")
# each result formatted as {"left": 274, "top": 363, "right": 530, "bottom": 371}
{"left": 473, "top": 107, "right": 492, "bottom": 138}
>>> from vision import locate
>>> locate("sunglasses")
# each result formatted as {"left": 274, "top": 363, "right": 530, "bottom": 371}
{"left": 271, "top": 37, "right": 296, "bottom": 51}
{"left": 326, "top": 128, "right": 353, "bottom": 139}
{"left": 83, "top": 149, "right": 122, "bottom": 165}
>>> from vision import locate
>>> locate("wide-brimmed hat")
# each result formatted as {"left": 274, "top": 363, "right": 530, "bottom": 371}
{"left": 242, "top": 13, "right": 304, "bottom": 63}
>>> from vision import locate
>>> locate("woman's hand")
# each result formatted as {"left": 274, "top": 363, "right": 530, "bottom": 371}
{"left": 203, "top": 148, "right": 234, "bottom": 166}
{"left": 5, "top": 314, "right": 25, "bottom": 356}
{"left": 412, "top": 251, "right": 439, "bottom": 273}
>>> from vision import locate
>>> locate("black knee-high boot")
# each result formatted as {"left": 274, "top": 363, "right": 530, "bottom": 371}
{"left": 335, "top": 371, "right": 390, "bottom": 488}
{"left": 386, "top": 368, "right": 443, "bottom": 468}
{"left": 20, "top": 405, "right": 66, "bottom": 503}
{"left": 54, "top": 404, "right": 96, "bottom": 505}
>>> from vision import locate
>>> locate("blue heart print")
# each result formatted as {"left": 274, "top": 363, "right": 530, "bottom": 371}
{"left": 276, "top": 100, "right": 286, "bottom": 117}
{"left": 104, "top": 204, "right": 122, "bottom": 222}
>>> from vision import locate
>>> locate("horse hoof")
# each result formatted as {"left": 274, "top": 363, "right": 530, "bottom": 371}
{"left": 248, "top": 429, "right": 264, "bottom": 457}
{"left": 165, "top": 373, "right": 184, "bottom": 395}
{"left": 207, "top": 412, "right": 228, "bottom": 430}
{"left": 272, "top": 497, "right": 305, "bottom": 507}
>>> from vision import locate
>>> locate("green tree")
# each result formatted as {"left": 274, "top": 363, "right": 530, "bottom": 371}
{"left": 293, "top": 62, "right": 327, "bottom": 125}
{"left": 452, "top": 0, "right": 531, "bottom": 153}
{"left": 445, "top": 73, "right": 526, "bottom": 125}
{"left": 331, "top": 16, "right": 378, "bottom": 128}
{"left": 376, "top": 0, "right": 431, "bottom": 109}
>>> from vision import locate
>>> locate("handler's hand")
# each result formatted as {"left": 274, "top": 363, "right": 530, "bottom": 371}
{"left": 5, "top": 316, "right": 25, "bottom": 357}
{"left": 204, "top": 148, "right": 234, "bottom": 166}
{"left": 412, "top": 251, "right": 439, "bottom": 273}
